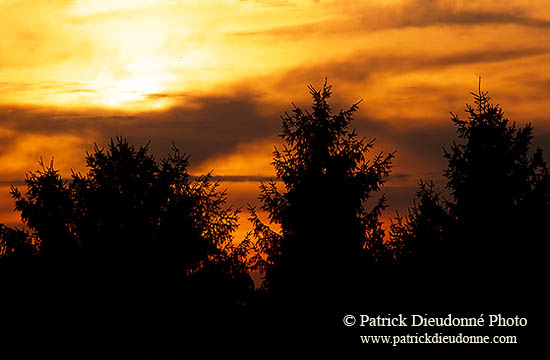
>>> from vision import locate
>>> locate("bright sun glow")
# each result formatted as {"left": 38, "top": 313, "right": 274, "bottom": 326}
{"left": 99, "top": 77, "right": 160, "bottom": 106}
{"left": 93, "top": 59, "right": 170, "bottom": 108}
{"left": 89, "top": 23, "right": 176, "bottom": 108}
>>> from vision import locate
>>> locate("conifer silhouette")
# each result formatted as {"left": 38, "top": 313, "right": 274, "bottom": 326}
{"left": 389, "top": 180, "right": 451, "bottom": 267}
{"left": 248, "top": 81, "right": 394, "bottom": 295}
{"left": 391, "top": 82, "right": 549, "bottom": 308}
{"left": 5, "top": 137, "right": 254, "bottom": 356}
{"left": 443, "top": 83, "right": 549, "bottom": 271}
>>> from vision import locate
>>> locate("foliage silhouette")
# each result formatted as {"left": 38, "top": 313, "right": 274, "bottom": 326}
{"left": 389, "top": 180, "right": 452, "bottom": 268}
{"left": 391, "top": 82, "right": 549, "bottom": 305}
{"left": 443, "top": 85, "right": 549, "bottom": 270}
{"left": 10, "top": 138, "right": 250, "bottom": 279}
{"left": 11, "top": 159, "right": 78, "bottom": 265}
{"left": 5, "top": 137, "right": 254, "bottom": 355}
{"left": 248, "top": 81, "right": 395, "bottom": 296}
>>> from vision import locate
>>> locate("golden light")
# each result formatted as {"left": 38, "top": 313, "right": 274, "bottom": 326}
{"left": 0, "top": 0, "right": 549, "bottom": 233}
{"left": 0, "top": 133, "right": 90, "bottom": 179}
{"left": 92, "top": 60, "right": 170, "bottom": 108}
{"left": 191, "top": 140, "right": 276, "bottom": 178}
{"left": 82, "top": 15, "right": 179, "bottom": 108}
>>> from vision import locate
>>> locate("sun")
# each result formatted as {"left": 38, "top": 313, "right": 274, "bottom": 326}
{"left": 98, "top": 75, "right": 163, "bottom": 107}
{"left": 73, "top": 11, "right": 180, "bottom": 109}
{"left": 90, "top": 50, "right": 176, "bottom": 108}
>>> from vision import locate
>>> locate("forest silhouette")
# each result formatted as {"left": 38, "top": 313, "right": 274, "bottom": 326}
{"left": 0, "top": 81, "right": 546, "bottom": 356}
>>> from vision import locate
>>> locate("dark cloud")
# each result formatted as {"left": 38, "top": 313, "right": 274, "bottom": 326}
{"left": 389, "top": 0, "right": 550, "bottom": 30}
{"left": 2, "top": 78, "right": 546, "bottom": 183}
{"left": 275, "top": 47, "right": 549, "bottom": 88}
{"left": 234, "top": 0, "right": 550, "bottom": 39}
{"left": 531, "top": 127, "right": 550, "bottom": 154}
{"left": 202, "top": 175, "right": 277, "bottom": 182}
{"left": 126, "top": 95, "right": 281, "bottom": 164}
{"left": 0, "top": 93, "right": 282, "bottom": 165}
{"left": 354, "top": 114, "right": 453, "bottom": 175}
{"left": 199, "top": 173, "right": 415, "bottom": 184}
{"left": 384, "top": 184, "right": 421, "bottom": 214}
{"left": 0, "top": 180, "right": 25, "bottom": 186}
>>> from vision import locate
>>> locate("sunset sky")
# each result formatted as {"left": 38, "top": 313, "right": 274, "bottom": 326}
{"left": 1, "top": 0, "right": 549, "bottom": 239}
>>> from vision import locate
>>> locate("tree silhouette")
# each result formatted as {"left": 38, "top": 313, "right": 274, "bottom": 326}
{"left": 10, "top": 138, "right": 250, "bottom": 280}
{"left": 11, "top": 160, "right": 77, "bottom": 265}
{"left": 389, "top": 180, "right": 451, "bottom": 268}
{"left": 248, "top": 81, "right": 394, "bottom": 294}
{"left": 391, "top": 83, "right": 550, "bottom": 297}
{"left": 6, "top": 137, "right": 254, "bottom": 356}
{"left": 443, "top": 85, "right": 549, "bottom": 270}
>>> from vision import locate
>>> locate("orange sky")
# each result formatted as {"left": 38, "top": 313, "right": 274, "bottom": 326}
{"left": 1, "top": 0, "right": 549, "bottom": 239}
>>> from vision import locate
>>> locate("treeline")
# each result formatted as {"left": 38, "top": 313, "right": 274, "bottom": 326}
{"left": 0, "top": 81, "right": 547, "bottom": 356}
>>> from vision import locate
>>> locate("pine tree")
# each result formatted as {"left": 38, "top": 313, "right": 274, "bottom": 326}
{"left": 248, "top": 81, "right": 394, "bottom": 293}
{"left": 389, "top": 180, "right": 451, "bottom": 267}
{"left": 10, "top": 137, "right": 253, "bottom": 293}
{"left": 392, "top": 81, "right": 550, "bottom": 278}
{"left": 443, "top": 83, "right": 549, "bottom": 269}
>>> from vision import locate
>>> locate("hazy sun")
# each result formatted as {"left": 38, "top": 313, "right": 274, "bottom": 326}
{"left": 93, "top": 59, "right": 169, "bottom": 108}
